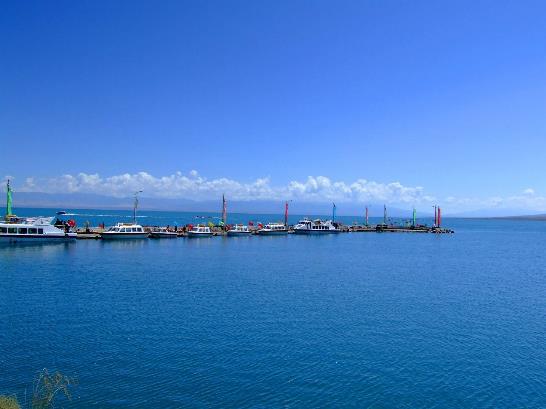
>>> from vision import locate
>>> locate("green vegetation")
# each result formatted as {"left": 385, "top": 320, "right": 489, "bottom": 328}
{"left": 0, "top": 396, "right": 21, "bottom": 409}
{"left": 0, "top": 369, "right": 76, "bottom": 409}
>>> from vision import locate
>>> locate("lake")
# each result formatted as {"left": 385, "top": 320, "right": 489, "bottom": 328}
{"left": 1, "top": 211, "right": 545, "bottom": 407}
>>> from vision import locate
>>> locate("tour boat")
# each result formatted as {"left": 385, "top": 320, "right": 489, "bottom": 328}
{"left": 0, "top": 180, "right": 77, "bottom": 244}
{"left": 258, "top": 223, "right": 288, "bottom": 235}
{"left": 293, "top": 218, "right": 340, "bottom": 234}
{"left": 187, "top": 225, "right": 213, "bottom": 237}
{"left": 149, "top": 227, "right": 178, "bottom": 238}
{"left": 101, "top": 223, "right": 148, "bottom": 240}
{"left": 0, "top": 216, "right": 77, "bottom": 244}
{"left": 226, "top": 224, "right": 251, "bottom": 236}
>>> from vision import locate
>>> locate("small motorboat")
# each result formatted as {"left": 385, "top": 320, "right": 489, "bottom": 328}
{"left": 293, "top": 218, "right": 340, "bottom": 234}
{"left": 149, "top": 227, "right": 178, "bottom": 238}
{"left": 101, "top": 223, "right": 149, "bottom": 240}
{"left": 187, "top": 225, "right": 213, "bottom": 238}
{"left": 258, "top": 223, "right": 288, "bottom": 235}
{"left": 227, "top": 224, "right": 251, "bottom": 236}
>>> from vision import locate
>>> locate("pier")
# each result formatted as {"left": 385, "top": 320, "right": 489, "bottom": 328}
{"left": 75, "top": 223, "right": 454, "bottom": 239}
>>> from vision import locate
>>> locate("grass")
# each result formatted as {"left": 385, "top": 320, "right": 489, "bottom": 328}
{"left": 0, "top": 369, "right": 76, "bottom": 409}
{"left": 0, "top": 396, "right": 21, "bottom": 409}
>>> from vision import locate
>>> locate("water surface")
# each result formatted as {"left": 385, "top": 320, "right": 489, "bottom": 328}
{"left": 1, "top": 216, "right": 545, "bottom": 407}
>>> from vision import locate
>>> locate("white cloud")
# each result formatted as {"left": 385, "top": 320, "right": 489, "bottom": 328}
{"left": 6, "top": 171, "right": 546, "bottom": 214}
{"left": 11, "top": 170, "right": 431, "bottom": 205}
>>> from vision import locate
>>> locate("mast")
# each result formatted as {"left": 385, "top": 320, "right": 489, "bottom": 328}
{"left": 365, "top": 206, "right": 369, "bottom": 226}
{"left": 412, "top": 207, "right": 416, "bottom": 227}
{"left": 332, "top": 203, "right": 336, "bottom": 222}
{"left": 133, "top": 190, "right": 142, "bottom": 224}
{"left": 383, "top": 204, "right": 387, "bottom": 225}
{"left": 6, "top": 179, "right": 13, "bottom": 217}
{"left": 437, "top": 207, "right": 441, "bottom": 228}
{"left": 284, "top": 201, "right": 289, "bottom": 226}
{"left": 222, "top": 194, "right": 227, "bottom": 225}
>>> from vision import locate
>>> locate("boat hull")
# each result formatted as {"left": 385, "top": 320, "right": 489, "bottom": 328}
{"left": 293, "top": 229, "right": 339, "bottom": 235}
{"left": 226, "top": 231, "right": 251, "bottom": 236}
{"left": 149, "top": 233, "right": 178, "bottom": 239}
{"left": 187, "top": 232, "right": 213, "bottom": 238}
{"left": 100, "top": 233, "right": 149, "bottom": 240}
{"left": 258, "top": 230, "right": 288, "bottom": 235}
{"left": 0, "top": 234, "right": 77, "bottom": 244}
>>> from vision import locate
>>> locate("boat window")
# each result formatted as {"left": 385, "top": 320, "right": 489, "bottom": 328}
{"left": 8, "top": 227, "right": 16, "bottom": 234}
{"left": 29, "top": 228, "right": 37, "bottom": 234}
{"left": 18, "top": 228, "right": 28, "bottom": 234}
{"left": 131, "top": 228, "right": 137, "bottom": 232}
{"left": 38, "top": 228, "right": 44, "bottom": 234}
{"left": 0, "top": 227, "right": 6, "bottom": 233}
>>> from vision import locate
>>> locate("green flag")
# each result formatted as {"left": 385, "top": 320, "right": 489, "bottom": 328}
{"left": 6, "top": 180, "right": 13, "bottom": 216}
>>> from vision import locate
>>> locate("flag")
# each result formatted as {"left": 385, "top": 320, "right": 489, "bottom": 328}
{"left": 6, "top": 179, "right": 13, "bottom": 216}
{"left": 222, "top": 194, "right": 227, "bottom": 225}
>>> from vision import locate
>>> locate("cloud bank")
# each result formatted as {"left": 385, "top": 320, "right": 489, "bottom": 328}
{"left": 4, "top": 172, "right": 546, "bottom": 214}
{"left": 6, "top": 171, "right": 432, "bottom": 205}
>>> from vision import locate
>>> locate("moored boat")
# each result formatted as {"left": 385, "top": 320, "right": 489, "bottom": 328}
{"left": 293, "top": 218, "right": 340, "bottom": 234}
{"left": 258, "top": 223, "right": 288, "bottom": 235}
{"left": 0, "top": 216, "right": 77, "bottom": 244}
{"left": 149, "top": 227, "right": 178, "bottom": 238}
{"left": 101, "top": 190, "right": 148, "bottom": 240}
{"left": 187, "top": 225, "right": 213, "bottom": 237}
{"left": 226, "top": 224, "right": 251, "bottom": 236}
{"left": 0, "top": 180, "right": 77, "bottom": 244}
{"left": 101, "top": 223, "right": 148, "bottom": 240}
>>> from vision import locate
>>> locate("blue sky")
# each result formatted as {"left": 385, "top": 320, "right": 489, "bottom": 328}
{"left": 2, "top": 1, "right": 546, "bottom": 212}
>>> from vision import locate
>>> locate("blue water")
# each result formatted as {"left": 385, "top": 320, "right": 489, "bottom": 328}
{"left": 1, "top": 212, "right": 545, "bottom": 407}
{"left": 10, "top": 207, "right": 431, "bottom": 229}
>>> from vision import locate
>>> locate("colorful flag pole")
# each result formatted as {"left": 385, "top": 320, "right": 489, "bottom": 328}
{"left": 412, "top": 207, "right": 416, "bottom": 227}
{"left": 365, "top": 206, "right": 369, "bottom": 226}
{"left": 6, "top": 179, "right": 13, "bottom": 217}
{"left": 437, "top": 207, "right": 441, "bottom": 228}
{"left": 221, "top": 194, "right": 227, "bottom": 226}
{"left": 284, "top": 201, "right": 289, "bottom": 226}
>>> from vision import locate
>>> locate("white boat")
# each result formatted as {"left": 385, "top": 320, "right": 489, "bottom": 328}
{"left": 101, "top": 223, "right": 148, "bottom": 240}
{"left": 0, "top": 180, "right": 77, "bottom": 244}
{"left": 0, "top": 216, "right": 77, "bottom": 244}
{"left": 187, "top": 225, "right": 213, "bottom": 237}
{"left": 258, "top": 223, "right": 288, "bottom": 235}
{"left": 227, "top": 224, "right": 251, "bottom": 236}
{"left": 149, "top": 227, "right": 178, "bottom": 238}
{"left": 293, "top": 218, "right": 340, "bottom": 234}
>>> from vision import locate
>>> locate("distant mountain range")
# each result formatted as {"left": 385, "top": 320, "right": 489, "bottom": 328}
{"left": 6, "top": 191, "right": 544, "bottom": 219}
{"left": 0, "top": 191, "right": 425, "bottom": 218}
